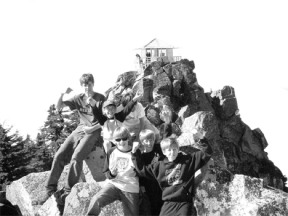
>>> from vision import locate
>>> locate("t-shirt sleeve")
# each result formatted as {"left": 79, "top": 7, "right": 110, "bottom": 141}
{"left": 63, "top": 96, "right": 77, "bottom": 111}
{"left": 136, "top": 103, "right": 145, "bottom": 118}
{"left": 115, "top": 100, "right": 137, "bottom": 122}
{"left": 102, "top": 121, "right": 109, "bottom": 140}
{"left": 190, "top": 138, "right": 213, "bottom": 172}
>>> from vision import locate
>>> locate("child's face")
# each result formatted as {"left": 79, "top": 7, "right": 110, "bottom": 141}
{"left": 141, "top": 138, "right": 155, "bottom": 153}
{"left": 81, "top": 81, "right": 94, "bottom": 96}
{"left": 115, "top": 136, "right": 131, "bottom": 151}
{"left": 163, "top": 146, "right": 179, "bottom": 162}
{"left": 103, "top": 105, "right": 116, "bottom": 118}
{"left": 113, "top": 96, "right": 121, "bottom": 107}
{"left": 160, "top": 106, "right": 172, "bottom": 124}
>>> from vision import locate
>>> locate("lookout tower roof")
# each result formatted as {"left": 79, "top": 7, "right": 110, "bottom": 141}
{"left": 138, "top": 38, "right": 177, "bottom": 49}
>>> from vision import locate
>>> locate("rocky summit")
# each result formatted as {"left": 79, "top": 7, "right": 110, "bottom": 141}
{"left": 4, "top": 59, "right": 288, "bottom": 216}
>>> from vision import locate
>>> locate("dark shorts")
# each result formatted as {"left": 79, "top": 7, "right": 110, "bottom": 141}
{"left": 160, "top": 201, "right": 195, "bottom": 216}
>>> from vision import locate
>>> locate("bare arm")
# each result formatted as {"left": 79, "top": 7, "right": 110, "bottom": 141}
{"left": 82, "top": 124, "right": 102, "bottom": 134}
{"left": 139, "top": 117, "right": 145, "bottom": 134}
{"left": 56, "top": 87, "right": 73, "bottom": 111}
{"left": 115, "top": 91, "right": 143, "bottom": 122}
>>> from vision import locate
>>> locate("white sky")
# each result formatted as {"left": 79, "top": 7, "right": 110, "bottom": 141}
{"left": 1, "top": 1, "right": 288, "bottom": 178}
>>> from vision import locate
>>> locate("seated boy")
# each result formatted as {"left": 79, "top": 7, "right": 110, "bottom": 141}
{"left": 86, "top": 126, "right": 141, "bottom": 216}
{"left": 121, "top": 91, "right": 160, "bottom": 141}
{"left": 92, "top": 91, "right": 142, "bottom": 153}
{"left": 136, "top": 135, "right": 213, "bottom": 216}
{"left": 101, "top": 100, "right": 123, "bottom": 153}
{"left": 138, "top": 129, "right": 164, "bottom": 216}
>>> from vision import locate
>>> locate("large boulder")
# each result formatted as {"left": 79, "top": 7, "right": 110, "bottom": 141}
{"left": 82, "top": 147, "right": 106, "bottom": 182}
{"left": 6, "top": 166, "right": 73, "bottom": 216}
{"left": 6, "top": 171, "right": 67, "bottom": 216}
{"left": 36, "top": 181, "right": 124, "bottom": 216}
{"left": 195, "top": 174, "right": 288, "bottom": 216}
{"left": 5, "top": 149, "right": 105, "bottom": 216}
{"left": 63, "top": 182, "right": 123, "bottom": 216}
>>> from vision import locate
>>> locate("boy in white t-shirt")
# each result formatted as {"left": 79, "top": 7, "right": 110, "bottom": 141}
{"left": 92, "top": 91, "right": 142, "bottom": 153}
{"left": 121, "top": 91, "right": 159, "bottom": 141}
{"left": 86, "top": 126, "right": 141, "bottom": 216}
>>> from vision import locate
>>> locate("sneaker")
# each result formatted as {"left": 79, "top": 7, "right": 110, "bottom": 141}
{"left": 34, "top": 190, "right": 56, "bottom": 205}
{"left": 55, "top": 188, "right": 70, "bottom": 215}
{"left": 55, "top": 190, "right": 70, "bottom": 206}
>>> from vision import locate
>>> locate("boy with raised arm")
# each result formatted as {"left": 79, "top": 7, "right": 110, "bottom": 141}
{"left": 92, "top": 91, "right": 142, "bottom": 153}
{"left": 39, "top": 73, "right": 105, "bottom": 206}
{"left": 136, "top": 135, "right": 213, "bottom": 216}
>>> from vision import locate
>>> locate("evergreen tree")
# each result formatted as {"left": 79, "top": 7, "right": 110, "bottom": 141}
{"left": 0, "top": 125, "right": 34, "bottom": 189}
{"left": 0, "top": 104, "right": 80, "bottom": 189}
{"left": 35, "top": 104, "right": 79, "bottom": 161}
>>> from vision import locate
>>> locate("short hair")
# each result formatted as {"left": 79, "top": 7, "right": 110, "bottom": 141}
{"left": 139, "top": 129, "right": 155, "bottom": 143}
{"left": 160, "top": 137, "right": 179, "bottom": 151}
{"left": 108, "top": 91, "right": 122, "bottom": 105}
{"left": 113, "top": 126, "right": 131, "bottom": 140}
{"left": 80, "top": 73, "right": 94, "bottom": 85}
{"left": 121, "top": 91, "right": 134, "bottom": 107}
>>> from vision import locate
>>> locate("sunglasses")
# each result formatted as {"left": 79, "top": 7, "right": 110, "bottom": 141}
{"left": 115, "top": 137, "right": 128, "bottom": 142}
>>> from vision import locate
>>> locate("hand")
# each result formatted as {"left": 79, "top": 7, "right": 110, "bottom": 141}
{"left": 135, "top": 73, "right": 144, "bottom": 81}
{"left": 65, "top": 87, "right": 73, "bottom": 94}
{"left": 82, "top": 126, "right": 92, "bottom": 134}
{"left": 133, "top": 90, "right": 143, "bottom": 102}
{"left": 87, "top": 97, "right": 96, "bottom": 106}
{"left": 160, "top": 105, "right": 172, "bottom": 124}
{"left": 132, "top": 141, "right": 140, "bottom": 153}
{"left": 110, "top": 166, "right": 118, "bottom": 176}
{"left": 191, "top": 128, "right": 204, "bottom": 143}
{"left": 145, "top": 73, "right": 155, "bottom": 80}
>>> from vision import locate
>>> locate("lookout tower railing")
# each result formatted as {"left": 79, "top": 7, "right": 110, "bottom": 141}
{"left": 143, "top": 56, "right": 182, "bottom": 66}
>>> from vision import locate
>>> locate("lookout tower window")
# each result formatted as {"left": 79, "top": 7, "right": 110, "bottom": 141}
{"left": 158, "top": 49, "right": 166, "bottom": 57}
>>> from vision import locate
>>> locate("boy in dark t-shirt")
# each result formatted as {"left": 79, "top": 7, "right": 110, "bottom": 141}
{"left": 39, "top": 73, "right": 105, "bottom": 206}
{"left": 138, "top": 129, "right": 164, "bottom": 216}
{"left": 135, "top": 136, "right": 213, "bottom": 216}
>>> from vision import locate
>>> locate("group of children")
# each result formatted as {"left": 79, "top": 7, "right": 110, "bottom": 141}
{"left": 40, "top": 73, "right": 213, "bottom": 216}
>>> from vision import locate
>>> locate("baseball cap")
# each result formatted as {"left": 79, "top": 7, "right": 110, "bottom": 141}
{"left": 103, "top": 100, "right": 116, "bottom": 109}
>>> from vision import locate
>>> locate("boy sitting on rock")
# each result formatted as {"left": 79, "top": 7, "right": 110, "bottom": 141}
{"left": 96, "top": 91, "right": 142, "bottom": 153}
{"left": 86, "top": 126, "right": 141, "bottom": 216}
{"left": 135, "top": 135, "right": 213, "bottom": 216}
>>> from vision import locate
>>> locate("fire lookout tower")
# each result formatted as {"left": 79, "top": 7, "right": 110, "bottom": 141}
{"left": 136, "top": 38, "right": 182, "bottom": 68}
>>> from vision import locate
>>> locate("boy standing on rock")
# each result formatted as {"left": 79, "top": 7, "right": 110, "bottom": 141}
{"left": 39, "top": 73, "right": 105, "bottom": 206}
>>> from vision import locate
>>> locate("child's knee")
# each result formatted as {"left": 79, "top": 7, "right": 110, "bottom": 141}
{"left": 54, "top": 150, "right": 68, "bottom": 163}
{"left": 87, "top": 197, "right": 101, "bottom": 215}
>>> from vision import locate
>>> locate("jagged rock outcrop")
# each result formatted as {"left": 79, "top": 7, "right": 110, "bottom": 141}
{"left": 195, "top": 174, "right": 288, "bottom": 216}
{"left": 5, "top": 172, "right": 288, "bottom": 216}
{"left": 5, "top": 59, "right": 288, "bottom": 215}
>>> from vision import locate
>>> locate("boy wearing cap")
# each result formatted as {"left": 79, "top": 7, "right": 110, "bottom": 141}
{"left": 94, "top": 91, "right": 142, "bottom": 153}
{"left": 86, "top": 126, "right": 141, "bottom": 216}
{"left": 101, "top": 100, "right": 123, "bottom": 153}
{"left": 135, "top": 135, "right": 213, "bottom": 216}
